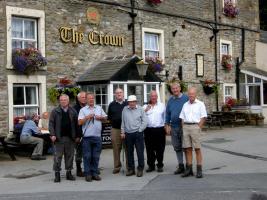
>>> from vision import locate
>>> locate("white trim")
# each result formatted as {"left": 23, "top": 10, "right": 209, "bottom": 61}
{"left": 142, "top": 27, "right": 165, "bottom": 62}
{"left": 223, "top": 83, "right": 236, "bottom": 102}
{"left": 8, "top": 75, "right": 46, "bottom": 131}
{"left": 220, "top": 39, "right": 233, "bottom": 61}
{"left": 241, "top": 69, "right": 267, "bottom": 81}
{"left": 6, "top": 6, "right": 45, "bottom": 68}
{"left": 143, "top": 84, "right": 147, "bottom": 103}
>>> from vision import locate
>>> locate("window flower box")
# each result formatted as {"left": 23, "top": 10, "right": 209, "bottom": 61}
{"left": 223, "top": 0, "right": 239, "bottom": 18}
{"left": 145, "top": 57, "right": 164, "bottom": 73}
{"left": 221, "top": 54, "right": 233, "bottom": 71}
{"left": 12, "top": 48, "right": 47, "bottom": 75}
{"left": 147, "top": 0, "right": 163, "bottom": 5}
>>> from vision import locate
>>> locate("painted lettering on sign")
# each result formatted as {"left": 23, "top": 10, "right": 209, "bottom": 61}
{"left": 59, "top": 26, "right": 124, "bottom": 47}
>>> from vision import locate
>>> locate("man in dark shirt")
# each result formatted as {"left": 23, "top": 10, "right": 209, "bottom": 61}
{"left": 107, "top": 88, "right": 127, "bottom": 174}
{"left": 73, "top": 91, "right": 86, "bottom": 177}
{"left": 49, "top": 94, "right": 79, "bottom": 183}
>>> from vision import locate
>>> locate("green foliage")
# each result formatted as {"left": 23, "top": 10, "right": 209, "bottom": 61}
{"left": 48, "top": 86, "right": 81, "bottom": 104}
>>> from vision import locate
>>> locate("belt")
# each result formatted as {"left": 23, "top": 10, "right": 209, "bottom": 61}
{"left": 184, "top": 123, "right": 198, "bottom": 125}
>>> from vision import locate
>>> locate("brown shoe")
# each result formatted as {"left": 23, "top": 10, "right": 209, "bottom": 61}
{"left": 92, "top": 175, "right": 102, "bottom": 181}
{"left": 136, "top": 170, "right": 143, "bottom": 177}
{"left": 85, "top": 175, "right": 92, "bottom": 182}
{"left": 112, "top": 168, "right": 120, "bottom": 174}
{"left": 126, "top": 170, "right": 135, "bottom": 176}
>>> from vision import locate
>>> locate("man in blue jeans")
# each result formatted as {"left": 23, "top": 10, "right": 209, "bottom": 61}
{"left": 165, "top": 83, "right": 188, "bottom": 175}
{"left": 78, "top": 93, "right": 107, "bottom": 182}
{"left": 121, "top": 95, "right": 147, "bottom": 177}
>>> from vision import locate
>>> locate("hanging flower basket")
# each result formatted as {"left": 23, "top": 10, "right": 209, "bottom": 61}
{"left": 147, "top": 0, "right": 163, "bottom": 5}
{"left": 223, "top": 0, "right": 239, "bottom": 18}
{"left": 200, "top": 80, "right": 219, "bottom": 95}
{"left": 12, "top": 48, "right": 47, "bottom": 75}
{"left": 221, "top": 54, "right": 233, "bottom": 71}
{"left": 48, "top": 77, "right": 80, "bottom": 104}
{"left": 166, "top": 78, "right": 188, "bottom": 94}
{"left": 145, "top": 57, "right": 164, "bottom": 73}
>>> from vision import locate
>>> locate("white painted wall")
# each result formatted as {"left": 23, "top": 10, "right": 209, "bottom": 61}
{"left": 256, "top": 41, "right": 267, "bottom": 71}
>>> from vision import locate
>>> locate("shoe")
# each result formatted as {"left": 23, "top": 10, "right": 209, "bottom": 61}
{"left": 85, "top": 175, "right": 92, "bottom": 182}
{"left": 112, "top": 168, "right": 120, "bottom": 174}
{"left": 54, "top": 172, "right": 60, "bottom": 183}
{"left": 174, "top": 164, "right": 185, "bottom": 175}
{"left": 126, "top": 170, "right": 135, "bottom": 176}
{"left": 181, "top": 164, "right": 194, "bottom": 177}
{"left": 76, "top": 163, "right": 84, "bottom": 177}
{"left": 196, "top": 165, "right": 203, "bottom": 178}
{"left": 66, "top": 171, "right": 75, "bottom": 181}
{"left": 157, "top": 167, "right": 163, "bottom": 173}
{"left": 146, "top": 167, "right": 155, "bottom": 173}
{"left": 92, "top": 175, "right": 102, "bottom": 181}
{"left": 136, "top": 170, "right": 143, "bottom": 177}
{"left": 31, "top": 155, "right": 46, "bottom": 160}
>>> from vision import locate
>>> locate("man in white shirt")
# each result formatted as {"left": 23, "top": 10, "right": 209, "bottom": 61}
{"left": 143, "top": 90, "right": 166, "bottom": 173}
{"left": 179, "top": 87, "right": 207, "bottom": 178}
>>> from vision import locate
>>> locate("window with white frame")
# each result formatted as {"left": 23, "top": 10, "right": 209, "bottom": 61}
{"left": 13, "top": 84, "right": 39, "bottom": 117}
{"left": 12, "top": 17, "right": 37, "bottom": 49}
{"left": 220, "top": 39, "right": 232, "bottom": 61}
{"left": 82, "top": 85, "right": 108, "bottom": 112}
{"left": 223, "top": 83, "right": 236, "bottom": 102}
{"left": 6, "top": 6, "right": 45, "bottom": 68}
{"left": 142, "top": 28, "right": 164, "bottom": 61}
{"left": 144, "top": 33, "right": 159, "bottom": 58}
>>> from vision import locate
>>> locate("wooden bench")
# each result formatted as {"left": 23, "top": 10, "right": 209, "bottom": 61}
{"left": 0, "top": 137, "right": 16, "bottom": 161}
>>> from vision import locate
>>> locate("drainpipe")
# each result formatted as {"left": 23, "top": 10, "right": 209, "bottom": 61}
{"left": 213, "top": 0, "right": 219, "bottom": 111}
{"left": 130, "top": 0, "right": 137, "bottom": 55}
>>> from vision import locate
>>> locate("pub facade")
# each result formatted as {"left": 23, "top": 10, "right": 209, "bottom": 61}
{"left": 0, "top": 0, "right": 264, "bottom": 137}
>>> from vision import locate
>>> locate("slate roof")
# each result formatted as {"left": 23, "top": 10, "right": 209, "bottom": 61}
{"left": 77, "top": 55, "right": 162, "bottom": 84}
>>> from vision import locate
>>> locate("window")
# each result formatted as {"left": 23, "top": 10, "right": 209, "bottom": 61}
{"left": 12, "top": 17, "right": 37, "bottom": 49}
{"left": 6, "top": 6, "right": 45, "bottom": 68}
{"left": 82, "top": 85, "right": 108, "bottom": 112}
{"left": 142, "top": 28, "right": 164, "bottom": 61}
{"left": 144, "top": 33, "right": 159, "bottom": 58}
{"left": 220, "top": 39, "right": 232, "bottom": 64}
{"left": 13, "top": 84, "right": 39, "bottom": 117}
{"left": 223, "top": 83, "right": 236, "bottom": 102}
{"left": 249, "top": 85, "right": 261, "bottom": 105}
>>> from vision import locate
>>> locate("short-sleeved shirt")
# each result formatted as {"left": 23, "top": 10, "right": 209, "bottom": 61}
{"left": 179, "top": 99, "right": 207, "bottom": 123}
{"left": 78, "top": 105, "right": 107, "bottom": 137}
{"left": 21, "top": 120, "right": 40, "bottom": 136}
{"left": 143, "top": 102, "right": 165, "bottom": 128}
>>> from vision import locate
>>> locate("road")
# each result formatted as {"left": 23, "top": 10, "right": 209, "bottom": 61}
{"left": 0, "top": 126, "right": 267, "bottom": 200}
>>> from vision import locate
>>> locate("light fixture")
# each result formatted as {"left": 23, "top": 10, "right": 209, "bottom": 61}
{"left": 136, "top": 59, "right": 148, "bottom": 79}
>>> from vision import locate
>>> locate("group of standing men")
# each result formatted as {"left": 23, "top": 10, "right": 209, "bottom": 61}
{"left": 48, "top": 82, "right": 207, "bottom": 183}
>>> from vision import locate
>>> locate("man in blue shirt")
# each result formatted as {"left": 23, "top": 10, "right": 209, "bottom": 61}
{"left": 165, "top": 83, "right": 188, "bottom": 174}
{"left": 20, "top": 114, "right": 46, "bottom": 160}
{"left": 78, "top": 93, "right": 107, "bottom": 182}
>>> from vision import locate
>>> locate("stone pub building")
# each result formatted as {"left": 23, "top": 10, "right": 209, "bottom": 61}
{"left": 0, "top": 0, "right": 266, "bottom": 138}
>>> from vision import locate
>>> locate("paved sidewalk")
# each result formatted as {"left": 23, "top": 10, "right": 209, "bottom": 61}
{"left": 0, "top": 126, "right": 267, "bottom": 195}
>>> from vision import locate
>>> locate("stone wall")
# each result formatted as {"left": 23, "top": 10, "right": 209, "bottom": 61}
{"left": 0, "top": 0, "right": 260, "bottom": 135}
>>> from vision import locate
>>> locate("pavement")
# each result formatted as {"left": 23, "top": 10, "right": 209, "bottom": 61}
{"left": 0, "top": 126, "right": 267, "bottom": 200}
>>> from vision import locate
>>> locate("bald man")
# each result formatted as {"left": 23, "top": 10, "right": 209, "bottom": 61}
{"left": 143, "top": 90, "right": 166, "bottom": 173}
{"left": 179, "top": 87, "right": 207, "bottom": 178}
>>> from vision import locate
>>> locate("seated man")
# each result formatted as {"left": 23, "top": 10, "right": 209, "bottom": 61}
{"left": 20, "top": 114, "right": 46, "bottom": 160}
{"left": 38, "top": 112, "right": 50, "bottom": 134}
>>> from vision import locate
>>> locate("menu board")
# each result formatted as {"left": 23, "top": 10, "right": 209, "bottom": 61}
{"left": 101, "top": 122, "right": 112, "bottom": 146}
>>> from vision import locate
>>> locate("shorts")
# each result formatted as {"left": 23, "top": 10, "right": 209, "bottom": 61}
{"left": 183, "top": 124, "right": 201, "bottom": 149}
